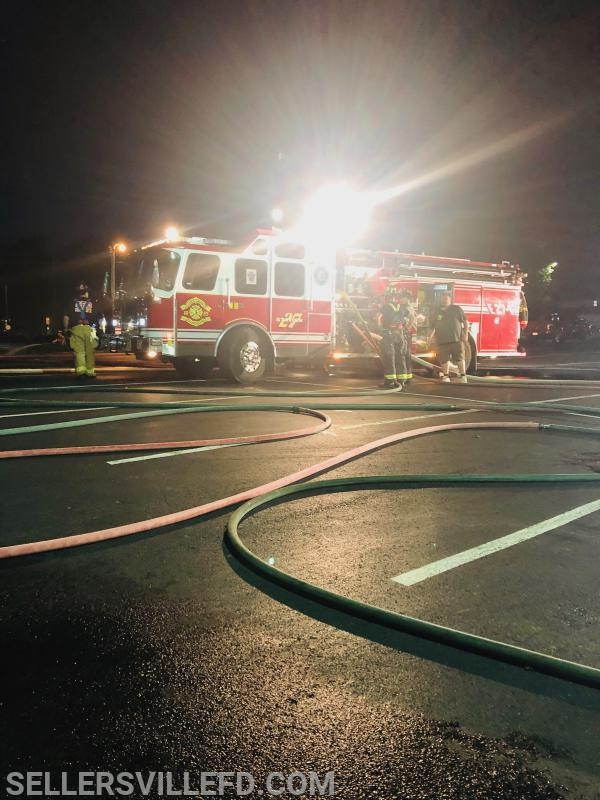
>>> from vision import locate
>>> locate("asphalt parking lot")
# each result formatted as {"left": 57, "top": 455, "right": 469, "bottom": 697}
{"left": 0, "top": 366, "right": 599, "bottom": 799}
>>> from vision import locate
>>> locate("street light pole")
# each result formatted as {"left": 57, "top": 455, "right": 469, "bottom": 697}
{"left": 110, "top": 241, "right": 127, "bottom": 316}
{"left": 110, "top": 246, "right": 116, "bottom": 313}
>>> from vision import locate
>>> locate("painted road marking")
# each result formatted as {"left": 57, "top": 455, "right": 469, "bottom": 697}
{"left": 167, "top": 395, "right": 253, "bottom": 403}
{"left": 0, "top": 378, "right": 226, "bottom": 392}
{"left": 338, "top": 409, "right": 476, "bottom": 431}
{"left": 0, "top": 407, "right": 114, "bottom": 420}
{"left": 0, "top": 408, "right": 200, "bottom": 437}
{"left": 266, "top": 377, "right": 339, "bottom": 389}
{"left": 409, "top": 389, "right": 600, "bottom": 409}
{"left": 108, "top": 442, "right": 241, "bottom": 465}
{"left": 0, "top": 397, "right": 249, "bottom": 437}
{"left": 530, "top": 392, "right": 600, "bottom": 404}
{"left": 392, "top": 499, "right": 600, "bottom": 586}
{"left": 0, "top": 367, "right": 162, "bottom": 374}
{"left": 514, "top": 359, "right": 600, "bottom": 367}
{"left": 408, "top": 391, "right": 496, "bottom": 405}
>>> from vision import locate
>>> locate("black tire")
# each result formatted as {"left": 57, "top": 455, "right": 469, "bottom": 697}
{"left": 173, "top": 356, "right": 214, "bottom": 379}
{"left": 218, "top": 326, "right": 270, "bottom": 384}
{"left": 465, "top": 334, "right": 477, "bottom": 375}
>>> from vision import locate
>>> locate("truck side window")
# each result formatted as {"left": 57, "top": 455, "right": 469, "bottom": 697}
{"left": 274, "top": 262, "right": 304, "bottom": 297}
{"left": 275, "top": 242, "right": 305, "bottom": 260}
{"left": 145, "top": 249, "right": 180, "bottom": 292}
{"left": 252, "top": 238, "right": 269, "bottom": 256}
{"left": 234, "top": 259, "right": 267, "bottom": 295}
{"left": 182, "top": 254, "right": 220, "bottom": 291}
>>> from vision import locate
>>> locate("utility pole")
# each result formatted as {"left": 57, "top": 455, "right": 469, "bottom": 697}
{"left": 110, "top": 241, "right": 127, "bottom": 316}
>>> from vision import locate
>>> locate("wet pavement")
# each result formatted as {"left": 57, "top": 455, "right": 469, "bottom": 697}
{"left": 0, "top": 366, "right": 599, "bottom": 799}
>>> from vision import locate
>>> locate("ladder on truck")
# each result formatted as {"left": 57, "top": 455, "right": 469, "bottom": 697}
{"left": 360, "top": 250, "right": 524, "bottom": 286}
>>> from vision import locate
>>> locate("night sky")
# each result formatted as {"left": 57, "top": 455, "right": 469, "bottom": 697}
{"left": 2, "top": 0, "right": 600, "bottom": 313}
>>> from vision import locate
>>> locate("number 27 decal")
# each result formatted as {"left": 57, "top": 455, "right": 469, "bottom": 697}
{"left": 277, "top": 312, "right": 304, "bottom": 328}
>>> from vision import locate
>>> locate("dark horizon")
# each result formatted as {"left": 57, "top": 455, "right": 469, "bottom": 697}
{"left": 2, "top": 0, "right": 600, "bottom": 329}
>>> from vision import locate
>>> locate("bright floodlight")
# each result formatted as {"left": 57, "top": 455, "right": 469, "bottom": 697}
{"left": 271, "top": 207, "right": 284, "bottom": 224}
{"left": 165, "top": 226, "right": 180, "bottom": 241}
{"left": 114, "top": 241, "right": 127, "bottom": 254}
{"left": 296, "top": 183, "right": 374, "bottom": 250}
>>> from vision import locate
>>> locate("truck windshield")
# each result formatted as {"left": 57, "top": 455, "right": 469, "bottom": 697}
{"left": 130, "top": 247, "right": 180, "bottom": 293}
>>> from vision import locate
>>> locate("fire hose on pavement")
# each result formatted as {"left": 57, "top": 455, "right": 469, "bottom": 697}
{"left": 1, "top": 381, "right": 600, "bottom": 689}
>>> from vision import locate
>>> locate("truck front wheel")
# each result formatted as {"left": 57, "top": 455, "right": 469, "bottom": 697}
{"left": 218, "top": 326, "right": 270, "bottom": 383}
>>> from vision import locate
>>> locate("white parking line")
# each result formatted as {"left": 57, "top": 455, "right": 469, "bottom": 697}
{"left": 0, "top": 408, "right": 197, "bottom": 437}
{"left": 529, "top": 392, "right": 600, "bottom": 404}
{"left": 0, "top": 369, "right": 45, "bottom": 374}
{"left": 0, "top": 407, "right": 113, "bottom": 420}
{"left": 180, "top": 395, "right": 253, "bottom": 403}
{"left": 0, "top": 397, "right": 248, "bottom": 437}
{"left": 392, "top": 498, "right": 600, "bottom": 586}
{"left": 338, "top": 409, "right": 476, "bottom": 431}
{"left": 528, "top": 361, "right": 600, "bottom": 367}
{"left": 266, "top": 377, "right": 353, "bottom": 390}
{"left": 107, "top": 442, "right": 241, "bottom": 465}
{"left": 407, "top": 391, "right": 496, "bottom": 405}
{"left": 410, "top": 389, "right": 600, "bottom": 408}
{"left": 0, "top": 367, "right": 162, "bottom": 374}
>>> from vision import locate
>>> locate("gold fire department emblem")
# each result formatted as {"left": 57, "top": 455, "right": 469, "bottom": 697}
{"left": 180, "top": 297, "right": 212, "bottom": 326}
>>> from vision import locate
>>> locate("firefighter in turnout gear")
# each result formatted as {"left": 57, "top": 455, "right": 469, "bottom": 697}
{"left": 378, "top": 287, "right": 407, "bottom": 390}
{"left": 397, "top": 290, "right": 417, "bottom": 387}
{"left": 69, "top": 316, "right": 98, "bottom": 378}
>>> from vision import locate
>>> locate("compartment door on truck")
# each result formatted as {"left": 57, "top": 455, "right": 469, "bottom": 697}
{"left": 481, "top": 287, "right": 519, "bottom": 352}
{"left": 223, "top": 256, "right": 270, "bottom": 329}
{"left": 270, "top": 242, "right": 310, "bottom": 356}
{"left": 307, "top": 256, "right": 335, "bottom": 339}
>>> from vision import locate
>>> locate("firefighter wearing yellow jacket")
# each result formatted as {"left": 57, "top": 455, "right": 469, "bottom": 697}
{"left": 69, "top": 316, "right": 98, "bottom": 378}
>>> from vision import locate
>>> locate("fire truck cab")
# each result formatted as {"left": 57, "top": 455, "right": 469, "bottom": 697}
{"left": 128, "top": 231, "right": 335, "bottom": 381}
{"left": 126, "top": 230, "right": 526, "bottom": 382}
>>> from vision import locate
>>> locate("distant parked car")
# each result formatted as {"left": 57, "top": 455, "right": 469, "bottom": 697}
{"left": 568, "top": 316, "right": 596, "bottom": 340}
{"left": 524, "top": 313, "right": 595, "bottom": 344}
{"left": 99, "top": 332, "right": 135, "bottom": 353}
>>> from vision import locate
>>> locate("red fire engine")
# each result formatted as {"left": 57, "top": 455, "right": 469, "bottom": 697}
{"left": 338, "top": 248, "right": 527, "bottom": 375}
{"left": 125, "top": 230, "right": 526, "bottom": 382}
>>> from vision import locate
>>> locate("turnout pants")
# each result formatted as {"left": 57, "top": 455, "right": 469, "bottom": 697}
{"left": 401, "top": 332, "right": 413, "bottom": 381}
{"left": 381, "top": 330, "right": 409, "bottom": 383}
{"left": 71, "top": 339, "right": 96, "bottom": 376}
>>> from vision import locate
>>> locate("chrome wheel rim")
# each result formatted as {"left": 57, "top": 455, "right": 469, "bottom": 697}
{"left": 239, "top": 341, "right": 262, "bottom": 373}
